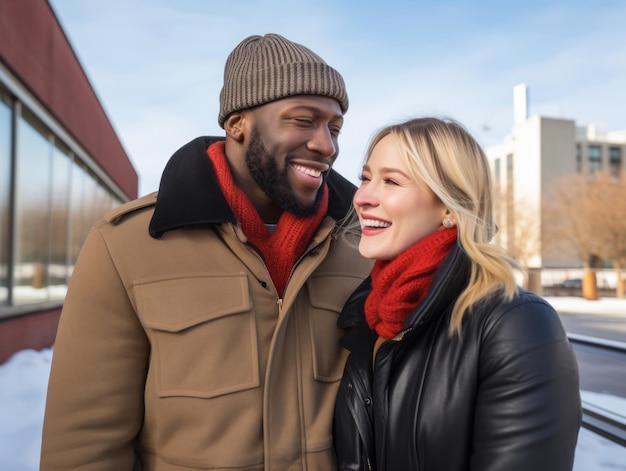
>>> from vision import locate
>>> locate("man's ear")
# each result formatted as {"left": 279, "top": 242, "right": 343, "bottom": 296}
{"left": 224, "top": 112, "right": 246, "bottom": 142}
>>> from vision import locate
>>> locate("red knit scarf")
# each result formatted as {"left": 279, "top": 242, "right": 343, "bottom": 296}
{"left": 207, "top": 141, "right": 328, "bottom": 296}
{"left": 365, "top": 227, "right": 458, "bottom": 339}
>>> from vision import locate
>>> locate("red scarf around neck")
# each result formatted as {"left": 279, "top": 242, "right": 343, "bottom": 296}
{"left": 365, "top": 227, "right": 458, "bottom": 339}
{"left": 207, "top": 141, "right": 328, "bottom": 296}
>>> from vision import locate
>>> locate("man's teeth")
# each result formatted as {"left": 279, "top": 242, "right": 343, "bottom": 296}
{"left": 362, "top": 219, "right": 391, "bottom": 228}
{"left": 293, "top": 164, "right": 321, "bottom": 177}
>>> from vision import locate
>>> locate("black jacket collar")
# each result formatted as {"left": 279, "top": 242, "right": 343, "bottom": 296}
{"left": 149, "top": 136, "right": 357, "bottom": 238}
{"left": 338, "top": 243, "right": 471, "bottom": 347}
{"left": 403, "top": 243, "right": 471, "bottom": 329}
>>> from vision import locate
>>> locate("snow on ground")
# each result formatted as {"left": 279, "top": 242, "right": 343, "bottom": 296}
{"left": 0, "top": 348, "right": 52, "bottom": 471}
{"left": 546, "top": 296, "right": 626, "bottom": 316}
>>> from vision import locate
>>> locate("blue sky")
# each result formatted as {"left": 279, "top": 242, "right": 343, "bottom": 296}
{"left": 48, "top": 0, "right": 626, "bottom": 197}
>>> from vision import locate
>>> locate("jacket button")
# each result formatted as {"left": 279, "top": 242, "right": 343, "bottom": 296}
{"left": 347, "top": 383, "right": 353, "bottom": 389}
{"left": 260, "top": 281, "right": 268, "bottom": 288}
{"left": 309, "top": 250, "right": 319, "bottom": 257}
{"left": 364, "top": 397, "right": 372, "bottom": 405}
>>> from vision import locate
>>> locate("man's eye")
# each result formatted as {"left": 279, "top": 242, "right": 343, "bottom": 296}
{"left": 294, "top": 117, "right": 314, "bottom": 125}
{"left": 330, "top": 126, "right": 342, "bottom": 136}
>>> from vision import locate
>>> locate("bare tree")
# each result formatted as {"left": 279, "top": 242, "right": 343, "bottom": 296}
{"left": 544, "top": 173, "right": 602, "bottom": 299}
{"left": 494, "top": 190, "right": 540, "bottom": 290}
{"left": 545, "top": 171, "right": 626, "bottom": 299}
{"left": 593, "top": 172, "right": 626, "bottom": 298}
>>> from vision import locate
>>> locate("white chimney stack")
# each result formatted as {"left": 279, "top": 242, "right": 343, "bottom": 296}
{"left": 513, "top": 83, "right": 528, "bottom": 125}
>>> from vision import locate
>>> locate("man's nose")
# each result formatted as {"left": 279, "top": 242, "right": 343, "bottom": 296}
{"left": 307, "top": 126, "right": 337, "bottom": 158}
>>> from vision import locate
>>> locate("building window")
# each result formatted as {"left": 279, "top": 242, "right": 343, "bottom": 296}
{"left": 588, "top": 145, "right": 601, "bottom": 175}
{"left": 505, "top": 154, "right": 514, "bottom": 180}
{"left": 576, "top": 144, "right": 582, "bottom": 173}
{"left": 492, "top": 157, "right": 502, "bottom": 240}
{"left": 14, "top": 111, "right": 56, "bottom": 304}
{"left": 609, "top": 146, "right": 622, "bottom": 178}
{"left": 0, "top": 95, "right": 122, "bottom": 315}
{"left": 49, "top": 143, "right": 72, "bottom": 298}
{"left": 0, "top": 90, "right": 11, "bottom": 306}
{"left": 505, "top": 154, "right": 514, "bottom": 251}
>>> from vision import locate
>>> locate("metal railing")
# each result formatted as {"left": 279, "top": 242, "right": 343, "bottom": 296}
{"left": 568, "top": 333, "right": 626, "bottom": 447}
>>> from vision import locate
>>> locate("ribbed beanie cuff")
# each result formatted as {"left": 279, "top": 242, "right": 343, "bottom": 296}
{"left": 218, "top": 33, "right": 348, "bottom": 128}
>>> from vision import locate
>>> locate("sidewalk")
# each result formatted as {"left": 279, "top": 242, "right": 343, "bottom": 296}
{"left": 544, "top": 296, "right": 626, "bottom": 316}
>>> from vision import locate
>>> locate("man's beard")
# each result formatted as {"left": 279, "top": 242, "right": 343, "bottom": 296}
{"left": 245, "top": 128, "right": 326, "bottom": 217}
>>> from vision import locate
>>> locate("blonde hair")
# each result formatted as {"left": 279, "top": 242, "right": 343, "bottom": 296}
{"left": 363, "top": 117, "right": 520, "bottom": 335}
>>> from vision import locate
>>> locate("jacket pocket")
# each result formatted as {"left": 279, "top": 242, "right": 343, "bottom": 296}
{"left": 307, "top": 274, "right": 365, "bottom": 382}
{"left": 134, "top": 272, "right": 259, "bottom": 398}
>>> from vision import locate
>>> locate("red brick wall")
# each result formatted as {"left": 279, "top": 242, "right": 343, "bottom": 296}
{"left": 0, "top": 0, "right": 137, "bottom": 362}
{"left": 0, "top": 0, "right": 138, "bottom": 199}
{"left": 0, "top": 308, "right": 61, "bottom": 364}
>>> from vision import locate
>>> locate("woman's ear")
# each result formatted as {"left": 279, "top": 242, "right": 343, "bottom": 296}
{"left": 442, "top": 209, "right": 457, "bottom": 228}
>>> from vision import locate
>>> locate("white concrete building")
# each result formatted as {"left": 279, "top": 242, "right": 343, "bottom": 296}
{"left": 486, "top": 84, "right": 626, "bottom": 273}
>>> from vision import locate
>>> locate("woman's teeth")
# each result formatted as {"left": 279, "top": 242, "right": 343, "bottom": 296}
{"left": 362, "top": 219, "right": 390, "bottom": 228}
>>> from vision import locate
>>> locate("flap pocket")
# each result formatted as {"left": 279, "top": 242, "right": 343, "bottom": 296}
{"left": 137, "top": 272, "right": 251, "bottom": 332}
{"left": 135, "top": 273, "right": 259, "bottom": 398}
{"left": 307, "top": 274, "right": 365, "bottom": 382}
{"left": 308, "top": 273, "right": 360, "bottom": 312}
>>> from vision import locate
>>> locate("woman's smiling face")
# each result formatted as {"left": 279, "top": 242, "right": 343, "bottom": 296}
{"left": 354, "top": 134, "right": 446, "bottom": 261}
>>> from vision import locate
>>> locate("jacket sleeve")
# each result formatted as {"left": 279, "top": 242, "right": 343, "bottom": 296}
{"left": 40, "top": 223, "right": 149, "bottom": 470}
{"left": 471, "top": 297, "right": 582, "bottom": 471}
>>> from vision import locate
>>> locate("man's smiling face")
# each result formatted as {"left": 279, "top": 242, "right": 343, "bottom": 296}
{"left": 244, "top": 96, "right": 343, "bottom": 216}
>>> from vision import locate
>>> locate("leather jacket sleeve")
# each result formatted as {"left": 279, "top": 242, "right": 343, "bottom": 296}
{"left": 470, "top": 298, "right": 581, "bottom": 470}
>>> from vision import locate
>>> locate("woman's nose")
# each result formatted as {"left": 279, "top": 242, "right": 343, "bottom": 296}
{"left": 353, "top": 184, "right": 378, "bottom": 208}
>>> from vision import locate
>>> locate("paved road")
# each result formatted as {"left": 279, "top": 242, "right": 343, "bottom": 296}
{"left": 556, "top": 310, "right": 626, "bottom": 398}
{"left": 568, "top": 337, "right": 626, "bottom": 397}
{"left": 558, "top": 312, "right": 626, "bottom": 343}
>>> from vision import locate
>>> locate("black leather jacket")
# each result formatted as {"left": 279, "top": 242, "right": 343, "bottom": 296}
{"left": 333, "top": 244, "right": 581, "bottom": 471}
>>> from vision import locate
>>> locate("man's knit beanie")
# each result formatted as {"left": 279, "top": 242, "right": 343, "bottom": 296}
{"left": 218, "top": 33, "right": 348, "bottom": 128}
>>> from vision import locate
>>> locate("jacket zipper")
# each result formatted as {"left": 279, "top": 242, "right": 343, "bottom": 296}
{"left": 392, "top": 327, "right": 413, "bottom": 341}
{"left": 277, "top": 234, "right": 328, "bottom": 309}
{"left": 228, "top": 222, "right": 329, "bottom": 311}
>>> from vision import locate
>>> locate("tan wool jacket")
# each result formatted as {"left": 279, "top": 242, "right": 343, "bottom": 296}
{"left": 40, "top": 137, "right": 373, "bottom": 471}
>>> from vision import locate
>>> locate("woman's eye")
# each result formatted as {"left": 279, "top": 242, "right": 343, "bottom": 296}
{"left": 383, "top": 178, "right": 399, "bottom": 185}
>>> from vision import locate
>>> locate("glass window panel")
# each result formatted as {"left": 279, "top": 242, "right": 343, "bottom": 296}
{"left": 0, "top": 92, "right": 12, "bottom": 305}
{"left": 81, "top": 172, "right": 98, "bottom": 239}
{"left": 505, "top": 154, "right": 514, "bottom": 240}
{"left": 94, "top": 184, "right": 110, "bottom": 223}
{"left": 13, "top": 113, "right": 52, "bottom": 304}
{"left": 588, "top": 145, "right": 601, "bottom": 175}
{"left": 68, "top": 164, "right": 88, "bottom": 270}
{"left": 48, "top": 145, "right": 71, "bottom": 300}
{"left": 609, "top": 146, "right": 622, "bottom": 178}
{"left": 494, "top": 158, "right": 501, "bottom": 181}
